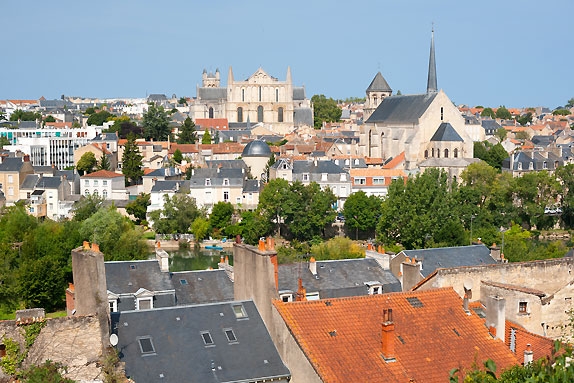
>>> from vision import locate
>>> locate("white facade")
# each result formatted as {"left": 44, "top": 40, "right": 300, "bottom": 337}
{"left": 82, "top": 175, "right": 127, "bottom": 200}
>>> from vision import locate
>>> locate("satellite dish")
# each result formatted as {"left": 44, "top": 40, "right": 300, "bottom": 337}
{"left": 463, "top": 279, "right": 474, "bottom": 291}
{"left": 110, "top": 334, "right": 118, "bottom": 346}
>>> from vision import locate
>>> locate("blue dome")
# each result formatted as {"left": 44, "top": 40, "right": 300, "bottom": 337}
{"left": 242, "top": 140, "right": 272, "bottom": 157}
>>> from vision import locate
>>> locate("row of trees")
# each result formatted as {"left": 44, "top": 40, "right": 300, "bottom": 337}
{"left": 0, "top": 196, "right": 148, "bottom": 314}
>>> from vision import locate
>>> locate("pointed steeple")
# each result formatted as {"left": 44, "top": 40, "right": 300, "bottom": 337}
{"left": 286, "top": 66, "right": 292, "bottom": 83}
{"left": 228, "top": 66, "right": 234, "bottom": 84}
{"left": 426, "top": 26, "right": 438, "bottom": 94}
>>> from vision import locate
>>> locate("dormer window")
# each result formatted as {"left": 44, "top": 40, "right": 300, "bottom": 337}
{"left": 335, "top": 159, "right": 339, "bottom": 165}
{"left": 302, "top": 173, "right": 309, "bottom": 182}
{"left": 280, "top": 293, "right": 293, "bottom": 302}
{"left": 321, "top": 173, "right": 328, "bottom": 181}
{"left": 517, "top": 162, "right": 522, "bottom": 170}
{"left": 205, "top": 178, "right": 211, "bottom": 186}
{"left": 282, "top": 162, "right": 288, "bottom": 170}
{"left": 354, "top": 159, "right": 359, "bottom": 165}
{"left": 223, "top": 178, "right": 229, "bottom": 186}
{"left": 529, "top": 162, "right": 534, "bottom": 170}
{"left": 340, "top": 174, "right": 347, "bottom": 181}
{"left": 543, "top": 161, "right": 547, "bottom": 169}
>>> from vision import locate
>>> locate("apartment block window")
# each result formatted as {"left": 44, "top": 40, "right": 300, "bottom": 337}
{"left": 321, "top": 173, "right": 328, "bottom": 181}
{"left": 84, "top": 180, "right": 89, "bottom": 186}
{"left": 519, "top": 302, "right": 528, "bottom": 314}
{"left": 354, "top": 177, "right": 366, "bottom": 185}
{"left": 224, "top": 191, "right": 229, "bottom": 202}
{"left": 103, "top": 190, "right": 108, "bottom": 199}
{"left": 8, "top": 187, "right": 13, "bottom": 196}
{"left": 205, "top": 178, "right": 211, "bottom": 186}
{"left": 373, "top": 178, "right": 385, "bottom": 185}
{"left": 109, "top": 300, "right": 117, "bottom": 313}
{"left": 223, "top": 178, "right": 229, "bottom": 186}
{"left": 7, "top": 175, "right": 13, "bottom": 184}
{"left": 103, "top": 180, "right": 108, "bottom": 186}
{"left": 93, "top": 180, "right": 98, "bottom": 186}
{"left": 302, "top": 173, "right": 309, "bottom": 182}
{"left": 543, "top": 161, "right": 548, "bottom": 169}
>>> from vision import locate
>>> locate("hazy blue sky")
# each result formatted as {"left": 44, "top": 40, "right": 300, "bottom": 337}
{"left": 1, "top": 0, "right": 572, "bottom": 108}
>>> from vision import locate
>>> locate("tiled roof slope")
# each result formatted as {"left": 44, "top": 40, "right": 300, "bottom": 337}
{"left": 274, "top": 288, "right": 518, "bottom": 383}
{"left": 506, "top": 322, "right": 554, "bottom": 361}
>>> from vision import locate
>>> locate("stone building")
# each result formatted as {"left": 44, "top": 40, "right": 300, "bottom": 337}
{"left": 190, "top": 67, "right": 313, "bottom": 131}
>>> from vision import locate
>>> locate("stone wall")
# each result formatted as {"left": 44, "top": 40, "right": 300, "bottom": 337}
{"left": 0, "top": 315, "right": 105, "bottom": 382}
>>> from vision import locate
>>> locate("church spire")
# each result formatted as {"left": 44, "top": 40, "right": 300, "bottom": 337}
{"left": 426, "top": 26, "right": 438, "bottom": 94}
{"left": 286, "top": 66, "right": 292, "bottom": 83}
{"left": 228, "top": 66, "right": 234, "bottom": 84}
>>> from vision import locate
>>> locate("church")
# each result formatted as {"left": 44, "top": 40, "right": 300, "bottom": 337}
{"left": 189, "top": 67, "right": 314, "bottom": 131}
{"left": 359, "top": 31, "right": 476, "bottom": 178}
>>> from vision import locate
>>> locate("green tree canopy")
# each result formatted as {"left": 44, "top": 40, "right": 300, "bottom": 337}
{"left": 76, "top": 152, "right": 97, "bottom": 175}
{"left": 178, "top": 97, "right": 188, "bottom": 105}
{"left": 566, "top": 98, "right": 574, "bottom": 109}
{"left": 84, "top": 107, "right": 96, "bottom": 115}
{"left": 0, "top": 136, "right": 10, "bottom": 148}
{"left": 342, "top": 191, "right": 383, "bottom": 238}
{"left": 311, "top": 94, "right": 342, "bottom": 129}
{"left": 149, "top": 193, "right": 203, "bottom": 234}
{"left": 173, "top": 148, "right": 183, "bottom": 164}
{"left": 191, "top": 217, "right": 210, "bottom": 242}
{"left": 43, "top": 115, "right": 56, "bottom": 123}
{"left": 516, "top": 112, "right": 532, "bottom": 126}
{"left": 126, "top": 193, "right": 151, "bottom": 225}
{"left": 209, "top": 202, "right": 234, "bottom": 233}
{"left": 96, "top": 151, "right": 110, "bottom": 171}
{"left": 143, "top": 104, "right": 170, "bottom": 141}
{"left": 238, "top": 210, "right": 269, "bottom": 245}
{"left": 481, "top": 107, "right": 496, "bottom": 119}
{"left": 495, "top": 106, "right": 512, "bottom": 120}
{"left": 202, "top": 129, "right": 212, "bottom": 144}
{"left": 10, "top": 110, "right": 41, "bottom": 121}
{"left": 553, "top": 108, "right": 571, "bottom": 116}
{"left": 121, "top": 133, "right": 144, "bottom": 185}
{"left": 72, "top": 194, "right": 104, "bottom": 221}
{"left": 495, "top": 127, "right": 507, "bottom": 141}
{"left": 86, "top": 110, "right": 112, "bottom": 126}
{"left": 473, "top": 141, "right": 508, "bottom": 170}
{"left": 177, "top": 117, "right": 197, "bottom": 144}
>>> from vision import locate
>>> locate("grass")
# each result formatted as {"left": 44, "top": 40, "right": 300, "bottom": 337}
{"left": 143, "top": 231, "right": 156, "bottom": 240}
{"left": 0, "top": 310, "right": 67, "bottom": 321}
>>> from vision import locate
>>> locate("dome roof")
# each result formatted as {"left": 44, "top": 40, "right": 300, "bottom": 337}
{"left": 242, "top": 140, "right": 272, "bottom": 157}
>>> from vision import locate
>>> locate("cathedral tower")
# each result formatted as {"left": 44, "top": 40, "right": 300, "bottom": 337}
{"left": 364, "top": 72, "right": 392, "bottom": 120}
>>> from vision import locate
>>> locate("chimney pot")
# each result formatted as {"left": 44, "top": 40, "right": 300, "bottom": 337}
{"left": 368, "top": 243, "right": 373, "bottom": 251}
{"left": 258, "top": 238, "right": 266, "bottom": 251}
{"left": 91, "top": 243, "right": 100, "bottom": 253}
{"left": 225, "top": 256, "right": 229, "bottom": 264}
{"left": 463, "top": 293, "right": 470, "bottom": 313}
{"left": 309, "top": 257, "right": 317, "bottom": 276}
{"left": 83, "top": 241, "right": 90, "bottom": 250}
{"left": 524, "top": 344, "right": 533, "bottom": 364}
{"left": 381, "top": 308, "right": 395, "bottom": 360}
{"left": 235, "top": 234, "right": 241, "bottom": 244}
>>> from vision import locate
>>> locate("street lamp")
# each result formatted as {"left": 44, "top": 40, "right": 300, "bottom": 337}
{"left": 470, "top": 215, "right": 476, "bottom": 245}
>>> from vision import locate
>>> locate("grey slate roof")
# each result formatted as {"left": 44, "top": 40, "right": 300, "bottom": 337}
{"left": 291, "top": 160, "right": 346, "bottom": 175}
{"left": 464, "top": 115, "right": 479, "bottom": 125}
{"left": 105, "top": 260, "right": 174, "bottom": 295}
{"left": 243, "top": 179, "right": 260, "bottom": 193}
{"left": 278, "top": 258, "right": 401, "bottom": 298}
{"left": 481, "top": 119, "right": 502, "bottom": 135}
{"left": 294, "top": 107, "right": 313, "bottom": 126}
{"left": 35, "top": 176, "right": 62, "bottom": 189}
{"left": 143, "top": 167, "right": 181, "bottom": 178}
{"left": 430, "top": 122, "right": 464, "bottom": 142}
{"left": 242, "top": 140, "right": 271, "bottom": 157}
{"left": 206, "top": 160, "right": 247, "bottom": 170}
{"left": 172, "top": 270, "right": 233, "bottom": 305}
{"left": 150, "top": 180, "right": 185, "bottom": 193}
{"left": 401, "top": 244, "right": 496, "bottom": 278}
{"left": 366, "top": 72, "right": 392, "bottom": 92}
{"left": 91, "top": 133, "right": 118, "bottom": 142}
{"left": 502, "top": 151, "right": 563, "bottom": 172}
{"left": 531, "top": 135, "right": 554, "bottom": 147}
{"left": 111, "top": 301, "right": 290, "bottom": 383}
{"left": 0, "top": 157, "right": 26, "bottom": 172}
{"left": 293, "top": 87, "right": 306, "bottom": 100}
{"left": 21, "top": 174, "right": 40, "bottom": 189}
{"left": 198, "top": 87, "right": 227, "bottom": 100}
{"left": 147, "top": 94, "right": 168, "bottom": 102}
{"left": 366, "top": 93, "right": 438, "bottom": 124}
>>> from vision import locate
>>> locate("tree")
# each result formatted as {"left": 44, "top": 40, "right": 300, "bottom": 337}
{"left": 556, "top": 164, "right": 574, "bottom": 228}
{"left": 214, "top": 130, "right": 220, "bottom": 144}
{"left": 178, "top": 97, "right": 187, "bottom": 105}
{"left": 191, "top": 217, "right": 210, "bottom": 242}
{"left": 343, "top": 191, "right": 382, "bottom": 239}
{"left": 10, "top": 110, "right": 41, "bottom": 121}
{"left": 495, "top": 106, "right": 512, "bottom": 120}
{"left": 516, "top": 112, "right": 532, "bottom": 126}
{"left": 143, "top": 104, "right": 170, "bottom": 141}
{"left": 84, "top": 107, "right": 96, "bottom": 115}
{"left": 396, "top": 90, "right": 402, "bottom": 95}
{"left": 122, "top": 133, "right": 143, "bottom": 185}
{"left": 0, "top": 136, "right": 10, "bottom": 148}
{"left": 377, "top": 169, "right": 466, "bottom": 249}
{"left": 553, "top": 109, "right": 571, "bottom": 116}
{"left": 311, "top": 94, "right": 342, "bottom": 128}
{"left": 86, "top": 110, "right": 112, "bottom": 126}
{"left": 97, "top": 151, "right": 110, "bottom": 171}
{"left": 238, "top": 210, "right": 268, "bottom": 245}
{"left": 172, "top": 149, "right": 183, "bottom": 164}
{"left": 44, "top": 115, "right": 56, "bottom": 123}
{"left": 72, "top": 194, "right": 104, "bottom": 221}
{"left": 209, "top": 202, "right": 234, "bottom": 233}
{"left": 202, "top": 129, "right": 212, "bottom": 144}
{"left": 177, "top": 117, "right": 197, "bottom": 144}
{"left": 566, "top": 98, "right": 574, "bottom": 109}
{"left": 495, "top": 127, "right": 507, "bottom": 141}
{"left": 515, "top": 131, "right": 530, "bottom": 140}
{"left": 264, "top": 153, "right": 276, "bottom": 181}
{"left": 474, "top": 141, "right": 508, "bottom": 170}
{"left": 76, "top": 152, "right": 97, "bottom": 175}
{"left": 148, "top": 193, "right": 203, "bottom": 234}
{"left": 259, "top": 179, "right": 291, "bottom": 237}
{"left": 21, "top": 361, "right": 75, "bottom": 383}
{"left": 126, "top": 193, "right": 151, "bottom": 225}
{"left": 481, "top": 107, "right": 496, "bottom": 119}
{"left": 19, "top": 257, "right": 66, "bottom": 312}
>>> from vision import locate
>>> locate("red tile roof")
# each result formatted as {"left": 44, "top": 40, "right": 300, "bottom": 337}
{"left": 81, "top": 170, "right": 123, "bottom": 178}
{"left": 383, "top": 152, "right": 405, "bottom": 169}
{"left": 274, "top": 288, "right": 518, "bottom": 383}
{"left": 505, "top": 321, "right": 554, "bottom": 362}
{"left": 195, "top": 118, "right": 229, "bottom": 130}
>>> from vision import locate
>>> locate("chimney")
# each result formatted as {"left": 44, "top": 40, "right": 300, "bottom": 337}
{"left": 296, "top": 278, "right": 306, "bottom": 301}
{"left": 23, "top": 154, "right": 30, "bottom": 162}
{"left": 463, "top": 292, "right": 470, "bottom": 314}
{"left": 235, "top": 235, "right": 241, "bottom": 244}
{"left": 524, "top": 344, "right": 533, "bottom": 365}
{"left": 401, "top": 258, "right": 422, "bottom": 291}
{"left": 368, "top": 243, "right": 373, "bottom": 251}
{"left": 486, "top": 295, "right": 506, "bottom": 340}
{"left": 381, "top": 308, "right": 395, "bottom": 361}
{"left": 156, "top": 248, "right": 170, "bottom": 272}
{"left": 259, "top": 238, "right": 266, "bottom": 251}
{"left": 490, "top": 243, "right": 501, "bottom": 261}
{"left": 309, "top": 257, "right": 317, "bottom": 276}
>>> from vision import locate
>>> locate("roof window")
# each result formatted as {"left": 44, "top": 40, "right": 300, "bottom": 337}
{"left": 232, "top": 304, "right": 247, "bottom": 319}
{"left": 224, "top": 329, "right": 237, "bottom": 342}
{"left": 130, "top": 265, "right": 136, "bottom": 270}
{"left": 201, "top": 331, "right": 214, "bottom": 346}
{"left": 138, "top": 337, "right": 155, "bottom": 354}
{"left": 406, "top": 297, "right": 423, "bottom": 308}
{"left": 180, "top": 279, "right": 188, "bottom": 285}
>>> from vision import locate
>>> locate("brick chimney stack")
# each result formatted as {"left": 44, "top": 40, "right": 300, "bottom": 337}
{"left": 486, "top": 295, "right": 506, "bottom": 340}
{"left": 381, "top": 308, "right": 395, "bottom": 361}
{"left": 401, "top": 257, "right": 422, "bottom": 291}
{"left": 296, "top": 278, "right": 306, "bottom": 301}
{"left": 309, "top": 257, "right": 317, "bottom": 276}
{"left": 524, "top": 344, "right": 533, "bottom": 364}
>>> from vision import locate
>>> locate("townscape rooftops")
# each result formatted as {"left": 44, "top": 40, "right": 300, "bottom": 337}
{"left": 481, "top": 280, "right": 546, "bottom": 297}
{"left": 430, "top": 122, "right": 464, "bottom": 142}
{"left": 0, "top": 157, "right": 27, "bottom": 172}
{"left": 111, "top": 300, "right": 290, "bottom": 383}
{"left": 274, "top": 287, "right": 518, "bottom": 383}
{"left": 82, "top": 170, "right": 124, "bottom": 178}
{"left": 172, "top": 269, "right": 234, "bottom": 305}
{"left": 242, "top": 140, "right": 271, "bottom": 157}
{"left": 198, "top": 87, "right": 227, "bottom": 100}
{"left": 401, "top": 244, "right": 496, "bottom": 278}
{"left": 366, "top": 72, "right": 392, "bottom": 92}
{"left": 366, "top": 92, "right": 438, "bottom": 124}
{"left": 105, "top": 260, "right": 174, "bottom": 295}
{"left": 278, "top": 258, "right": 401, "bottom": 298}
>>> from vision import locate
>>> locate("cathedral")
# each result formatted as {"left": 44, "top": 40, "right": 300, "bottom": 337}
{"left": 189, "top": 67, "right": 313, "bottom": 130}
{"left": 359, "top": 30, "right": 476, "bottom": 177}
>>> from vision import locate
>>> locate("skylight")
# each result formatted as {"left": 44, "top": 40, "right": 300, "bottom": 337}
{"left": 201, "top": 331, "right": 214, "bottom": 345}
{"left": 225, "top": 329, "right": 237, "bottom": 342}
{"left": 180, "top": 279, "right": 188, "bottom": 285}
{"left": 138, "top": 337, "right": 155, "bottom": 354}
{"left": 232, "top": 304, "right": 247, "bottom": 319}
{"left": 130, "top": 265, "right": 136, "bottom": 270}
{"left": 406, "top": 297, "right": 423, "bottom": 308}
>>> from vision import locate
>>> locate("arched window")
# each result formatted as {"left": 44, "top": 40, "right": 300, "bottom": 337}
{"left": 444, "top": 149, "right": 449, "bottom": 158}
{"left": 259, "top": 87, "right": 262, "bottom": 102}
{"left": 257, "top": 106, "right": 263, "bottom": 122}
{"left": 242, "top": 88, "right": 245, "bottom": 102}
{"left": 276, "top": 88, "right": 279, "bottom": 102}
{"left": 441, "top": 107, "right": 444, "bottom": 121}
{"left": 208, "top": 107, "right": 214, "bottom": 119}
{"left": 425, "top": 150, "right": 429, "bottom": 158}
{"left": 453, "top": 176, "right": 457, "bottom": 184}
{"left": 368, "top": 130, "right": 374, "bottom": 157}
{"left": 103, "top": 190, "right": 108, "bottom": 199}
{"left": 278, "top": 107, "right": 284, "bottom": 123}
{"left": 373, "top": 95, "right": 378, "bottom": 105}
{"left": 431, "top": 148, "right": 435, "bottom": 157}
{"left": 437, "top": 149, "right": 440, "bottom": 158}
{"left": 237, "top": 107, "right": 243, "bottom": 122}
{"left": 454, "top": 148, "right": 458, "bottom": 158}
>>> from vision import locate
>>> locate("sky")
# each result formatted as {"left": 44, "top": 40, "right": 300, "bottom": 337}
{"left": 1, "top": 0, "right": 572, "bottom": 108}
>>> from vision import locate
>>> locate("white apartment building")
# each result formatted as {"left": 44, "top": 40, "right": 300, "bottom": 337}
{"left": 81, "top": 170, "right": 128, "bottom": 200}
